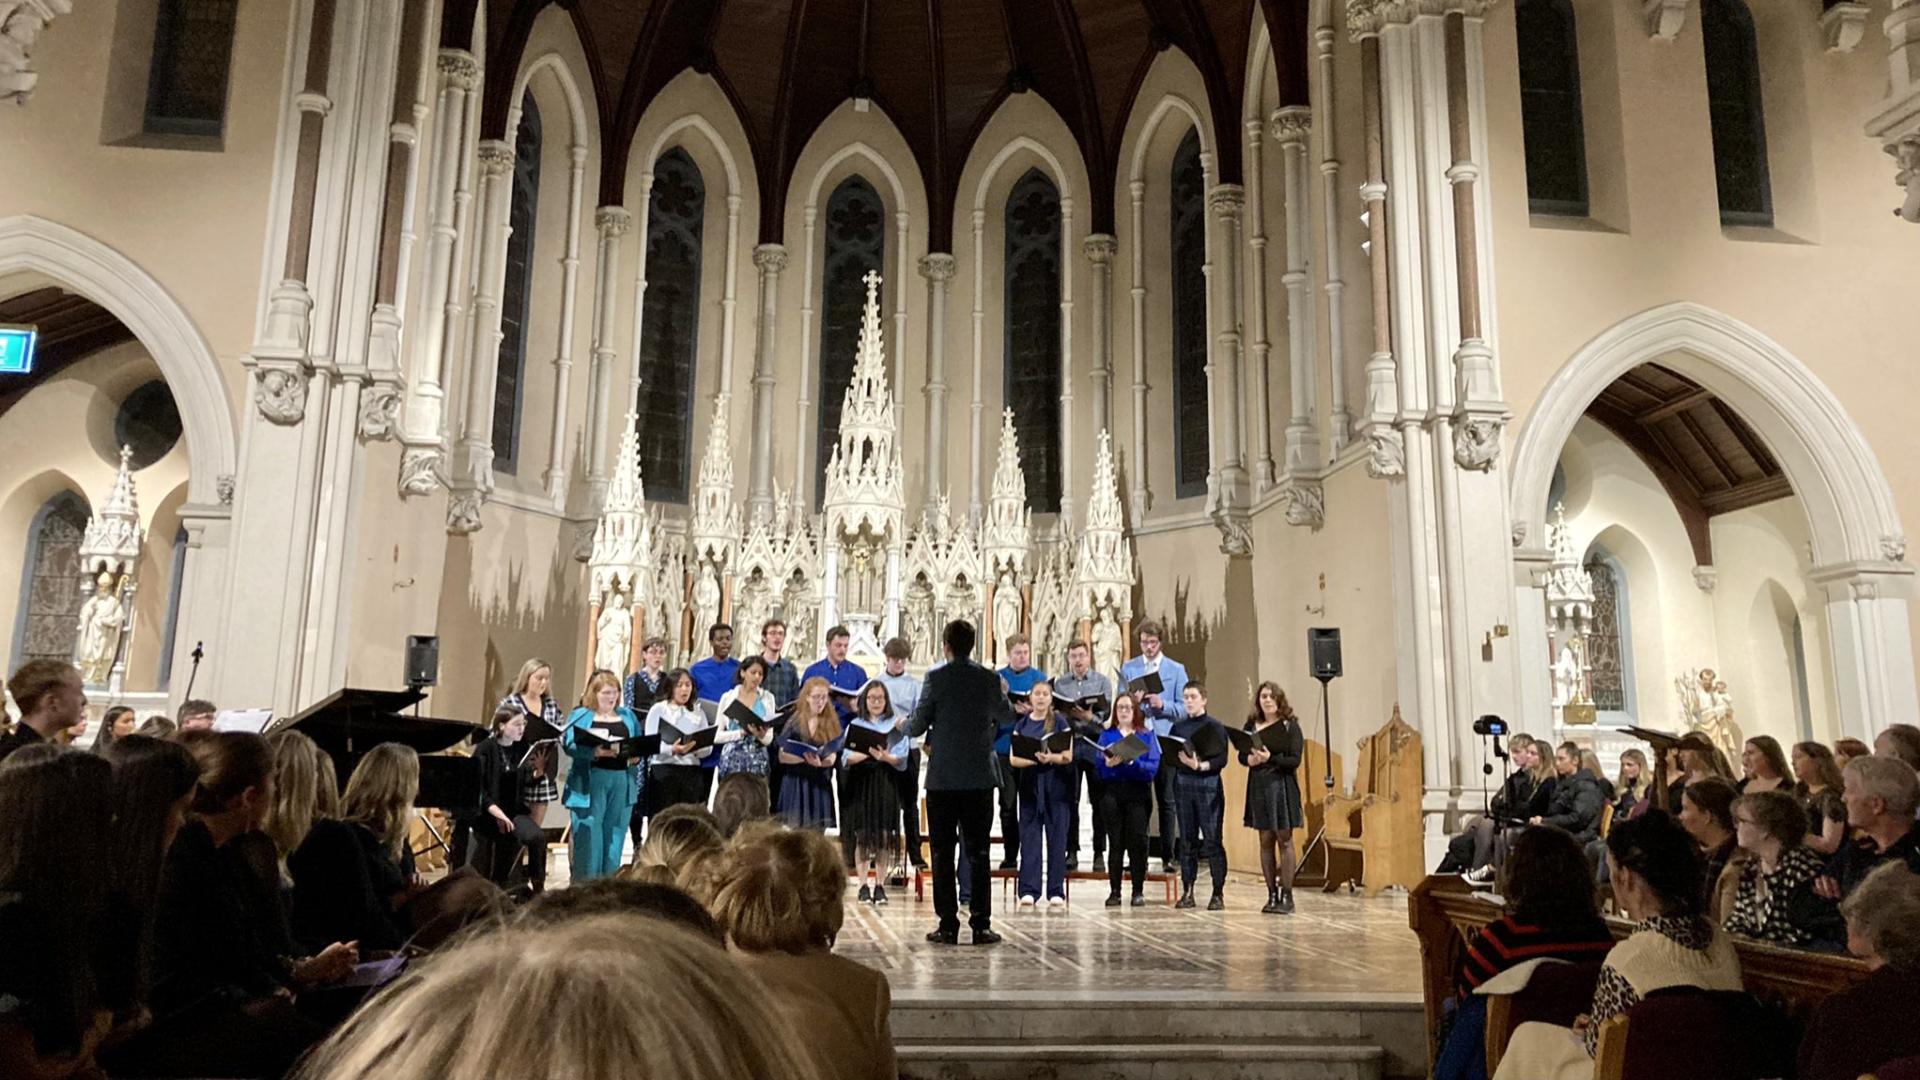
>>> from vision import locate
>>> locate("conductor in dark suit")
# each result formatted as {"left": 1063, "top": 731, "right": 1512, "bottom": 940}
{"left": 909, "top": 619, "right": 1012, "bottom": 945}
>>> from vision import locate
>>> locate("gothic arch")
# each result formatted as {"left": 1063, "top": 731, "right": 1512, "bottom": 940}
{"left": 0, "top": 216, "right": 237, "bottom": 509}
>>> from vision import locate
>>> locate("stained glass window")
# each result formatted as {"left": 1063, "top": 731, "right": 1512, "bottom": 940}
{"left": 1170, "top": 130, "right": 1209, "bottom": 500}
{"left": 1702, "top": 0, "right": 1772, "bottom": 226}
{"left": 12, "top": 493, "right": 90, "bottom": 668}
{"left": 816, "top": 176, "right": 885, "bottom": 507}
{"left": 1516, "top": 0, "right": 1588, "bottom": 216}
{"left": 1003, "top": 169, "right": 1063, "bottom": 513}
{"left": 145, "top": 0, "right": 239, "bottom": 136}
{"left": 492, "top": 95, "right": 541, "bottom": 473}
{"left": 1586, "top": 555, "right": 1628, "bottom": 714}
{"left": 636, "top": 147, "right": 705, "bottom": 503}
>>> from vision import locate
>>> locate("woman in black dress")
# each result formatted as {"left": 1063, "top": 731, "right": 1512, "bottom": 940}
{"left": 470, "top": 705, "right": 549, "bottom": 894}
{"left": 1240, "top": 681, "right": 1305, "bottom": 914}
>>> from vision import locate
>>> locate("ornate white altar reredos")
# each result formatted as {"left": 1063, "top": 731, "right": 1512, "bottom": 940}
{"left": 583, "top": 271, "right": 1140, "bottom": 678}
{"left": 74, "top": 446, "right": 145, "bottom": 691}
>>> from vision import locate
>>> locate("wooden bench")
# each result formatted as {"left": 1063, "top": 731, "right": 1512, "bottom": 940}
{"left": 1410, "top": 874, "right": 1873, "bottom": 1073}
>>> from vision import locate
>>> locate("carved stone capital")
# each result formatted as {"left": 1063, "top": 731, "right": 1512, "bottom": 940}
{"left": 1888, "top": 136, "right": 1920, "bottom": 225}
{"left": 1851, "top": 579, "right": 1881, "bottom": 602}
{"left": 1692, "top": 565, "right": 1718, "bottom": 593}
{"left": 0, "top": 0, "right": 73, "bottom": 106}
{"left": 435, "top": 50, "right": 479, "bottom": 91}
{"left": 1882, "top": 532, "right": 1908, "bottom": 563}
{"left": 1364, "top": 428, "right": 1405, "bottom": 479}
{"left": 357, "top": 388, "right": 402, "bottom": 441}
{"left": 1642, "top": 0, "right": 1686, "bottom": 41}
{"left": 1269, "top": 106, "right": 1313, "bottom": 147}
{"left": 1820, "top": 2, "right": 1867, "bottom": 53}
{"left": 1282, "top": 479, "right": 1325, "bottom": 529}
{"left": 446, "top": 490, "right": 486, "bottom": 535}
{"left": 1080, "top": 236, "right": 1117, "bottom": 267}
{"left": 399, "top": 447, "right": 441, "bottom": 497}
{"left": 594, "top": 206, "right": 632, "bottom": 237}
{"left": 477, "top": 139, "right": 514, "bottom": 175}
{"left": 254, "top": 368, "right": 309, "bottom": 425}
{"left": 1214, "top": 513, "right": 1254, "bottom": 558}
{"left": 1346, "top": 0, "right": 1458, "bottom": 38}
{"left": 1452, "top": 417, "right": 1502, "bottom": 472}
{"left": 754, "top": 242, "right": 789, "bottom": 272}
{"left": 1206, "top": 184, "right": 1246, "bottom": 218}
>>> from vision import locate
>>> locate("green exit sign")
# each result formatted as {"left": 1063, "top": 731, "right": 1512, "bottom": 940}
{"left": 0, "top": 326, "right": 35, "bottom": 374}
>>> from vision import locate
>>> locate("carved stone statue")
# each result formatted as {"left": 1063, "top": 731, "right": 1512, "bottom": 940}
{"left": 783, "top": 576, "right": 816, "bottom": 660}
{"left": 993, "top": 573, "right": 1022, "bottom": 656}
{"left": 691, "top": 562, "right": 722, "bottom": 641}
{"left": 1551, "top": 642, "right": 1582, "bottom": 707}
{"left": 734, "top": 574, "right": 771, "bottom": 644}
{"left": 1676, "top": 667, "right": 1742, "bottom": 766}
{"left": 904, "top": 590, "right": 934, "bottom": 665}
{"left": 1091, "top": 605, "right": 1123, "bottom": 682}
{"left": 595, "top": 587, "right": 633, "bottom": 676}
{"left": 74, "top": 571, "right": 125, "bottom": 686}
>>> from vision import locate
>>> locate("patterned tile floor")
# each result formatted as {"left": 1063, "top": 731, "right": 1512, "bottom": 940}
{"left": 834, "top": 871, "right": 1423, "bottom": 995}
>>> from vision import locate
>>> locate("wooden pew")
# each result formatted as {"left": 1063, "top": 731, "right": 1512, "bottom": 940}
{"left": 1408, "top": 873, "right": 1873, "bottom": 1071}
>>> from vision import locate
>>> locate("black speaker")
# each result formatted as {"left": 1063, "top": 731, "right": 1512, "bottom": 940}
{"left": 1308, "top": 627, "right": 1342, "bottom": 681}
{"left": 405, "top": 635, "right": 440, "bottom": 688}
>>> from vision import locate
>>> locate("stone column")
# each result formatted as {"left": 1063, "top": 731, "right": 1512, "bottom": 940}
{"left": 1274, "top": 106, "right": 1323, "bottom": 527}
{"left": 1058, "top": 198, "right": 1077, "bottom": 524}
{"left": 361, "top": 0, "right": 431, "bottom": 432}
{"left": 968, "top": 208, "right": 987, "bottom": 522}
{"left": 1083, "top": 235, "right": 1117, "bottom": 440}
{"left": 749, "top": 243, "right": 788, "bottom": 520}
{"left": 446, "top": 139, "right": 514, "bottom": 532}
{"left": 1316, "top": 24, "right": 1353, "bottom": 448}
{"left": 1814, "top": 565, "right": 1920, "bottom": 736}
{"left": 1127, "top": 181, "right": 1151, "bottom": 520}
{"left": 1206, "top": 184, "right": 1251, "bottom": 555}
{"left": 399, "top": 49, "right": 477, "bottom": 495}
{"left": 918, "top": 252, "right": 956, "bottom": 499}
{"left": 626, "top": 168, "right": 655, "bottom": 419}
{"left": 582, "top": 206, "right": 631, "bottom": 510}
{"left": 1242, "top": 120, "right": 1278, "bottom": 496}
{"left": 544, "top": 144, "right": 588, "bottom": 506}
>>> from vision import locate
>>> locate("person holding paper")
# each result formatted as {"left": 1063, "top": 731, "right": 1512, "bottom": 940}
{"left": 1239, "top": 681, "right": 1306, "bottom": 915}
{"left": 843, "top": 680, "right": 908, "bottom": 903}
{"left": 1169, "top": 682, "right": 1229, "bottom": 909}
{"left": 802, "top": 625, "right": 868, "bottom": 722}
{"left": 470, "top": 705, "right": 549, "bottom": 894}
{"left": 1010, "top": 680, "right": 1075, "bottom": 907}
{"left": 563, "top": 672, "right": 643, "bottom": 880}
{"left": 876, "top": 637, "right": 926, "bottom": 870}
{"left": 1119, "top": 620, "right": 1188, "bottom": 872}
{"left": 995, "top": 634, "right": 1048, "bottom": 869}
{"left": 715, "top": 656, "right": 776, "bottom": 787}
{"left": 498, "top": 658, "right": 562, "bottom": 823}
{"left": 644, "top": 670, "right": 712, "bottom": 821}
{"left": 1053, "top": 639, "right": 1113, "bottom": 873}
{"left": 777, "top": 677, "right": 843, "bottom": 830}
{"left": 1096, "top": 691, "right": 1162, "bottom": 906}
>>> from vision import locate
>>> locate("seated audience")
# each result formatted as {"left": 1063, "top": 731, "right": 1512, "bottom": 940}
{"left": 1791, "top": 741, "right": 1848, "bottom": 855}
{"left": 1834, "top": 737, "right": 1871, "bottom": 770}
{"left": 1678, "top": 776, "right": 1740, "bottom": 921}
{"left": 0, "top": 748, "right": 115, "bottom": 1080}
{"left": 1669, "top": 732, "right": 1732, "bottom": 807}
{"left": 1791, "top": 754, "right": 1920, "bottom": 950}
{"left": 517, "top": 878, "right": 724, "bottom": 943}
{"left": 1526, "top": 741, "right": 1605, "bottom": 844}
{"left": 1878, "top": 722, "right": 1920, "bottom": 772}
{"left": 709, "top": 822, "right": 896, "bottom": 1080}
{"left": 0, "top": 660, "right": 86, "bottom": 764}
{"left": 1440, "top": 734, "right": 1545, "bottom": 877}
{"left": 263, "top": 730, "right": 339, "bottom": 870}
{"left": 1797, "top": 863, "right": 1920, "bottom": 1080}
{"left": 1587, "top": 748, "right": 1649, "bottom": 883}
{"left": 91, "top": 705, "right": 136, "bottom": 757}
{"left": 1493, "top": 810, "right": 1742, "bottom": 1080}
{"left": 1737, "top": 735, "right": 1791, "bottom": 794}
{"left": 626, "top": 809, "right": 725, "bottom": 901}
{"left": 292, "top": 913, "right": 825, "bottom": 1080}
{"left": 712, "top": 771, "right": 772, "bottom": 837}
{"left": 1436, "top": 827, "right": 1615, "bottom": 1080}
{"left": 175, "top": 699, "right": 217, "bottom": 733}
{"left": 1722, "top": 790, "right": 1823, "bottom": 947}
{"left": 133, "top": 714, "right": 177, "bottom": 739}
{"left": 97, "top": 736, "right": 200, "bottom": 1034}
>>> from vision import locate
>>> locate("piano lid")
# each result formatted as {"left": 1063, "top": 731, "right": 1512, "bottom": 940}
{"left": 271, "top": 686, "right": 481, "bottom": 756}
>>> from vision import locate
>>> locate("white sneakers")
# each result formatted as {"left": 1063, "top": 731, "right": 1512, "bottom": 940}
{"left": 1019, "top": 894, "right": 1069, "bottom": 909}
{"left": 1048, "top": 896, "right": 1067, "bottom": 909}
{"left": 1019, "top": 895, "right": 1038, "bottom": 907}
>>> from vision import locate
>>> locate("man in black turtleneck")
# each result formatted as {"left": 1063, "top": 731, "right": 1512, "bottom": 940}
{"left": 1169, "top": 683, "right": 1229, "bottom": 909}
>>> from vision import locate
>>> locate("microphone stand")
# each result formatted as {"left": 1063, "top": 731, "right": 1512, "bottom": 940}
{"left": 184, "top": 642, "right": 204, "bottom": 699}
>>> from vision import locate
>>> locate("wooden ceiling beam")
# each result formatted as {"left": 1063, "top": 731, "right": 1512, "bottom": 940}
{"left": 1709, "top": 398, "right": 1780, "bottom": 474}
{"left": 1676, "top": 409, "right": 1742, "bottom": 489}
{"left": 1637, "top": 387, "right": 1714, "bottom": 424}
{"left": 1700, "top": 475, "right": 1794, "bottom": 515}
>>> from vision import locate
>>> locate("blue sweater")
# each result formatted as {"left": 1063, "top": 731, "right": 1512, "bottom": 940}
{"left": 1119, "top": 654, "right": 1188, "bottom": 735}
{"left": 996, "top": 665, "right": 1048, "bottom": 755}
{"left": 1094, "top": 726, "right": 1161, "bottom": 784}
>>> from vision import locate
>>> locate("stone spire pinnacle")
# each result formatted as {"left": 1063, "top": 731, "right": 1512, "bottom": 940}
{"left": 80, "top": 445, "right": 143, "bottom": 574}
{"left": 823, "top": 271, "right": 904, "bottom": 542}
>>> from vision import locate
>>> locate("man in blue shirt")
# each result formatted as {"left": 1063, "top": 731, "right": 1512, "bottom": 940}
{"left": 1119, "top": 620, "right": 1188, "bottom": 873}
{"left": 996, "top": 633, "right": 1047, "bottom": 869}
{"left": 877, "top": 637, "right": 926, "bottom": 868}
{"left": 689, "top": 623, "right": 739, "bottom": 799}
{"left": 802, "top": 624, "right": 868, "bottom": 720}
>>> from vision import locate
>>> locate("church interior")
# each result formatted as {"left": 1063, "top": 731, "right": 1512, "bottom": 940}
{"left": 3, "top": 0, "right": 1920, "bottom": 1077}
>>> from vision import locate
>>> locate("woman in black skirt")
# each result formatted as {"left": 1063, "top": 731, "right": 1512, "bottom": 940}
{"left": 1240, "top": 681, "right": 1305, "bottom": 914}
{"left": 842, "top": 680, "right": 907, "bottom": 904}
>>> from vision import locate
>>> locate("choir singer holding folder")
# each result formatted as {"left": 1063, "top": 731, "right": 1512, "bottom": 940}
{"left": 1095, "top": 692, "right": 1162, "bottom": 906}
{"left": 562, "top": 672, "right": 644, "bottom": 880}
{"left": 909, "top": 619, "right": 1015, "bottom": 946}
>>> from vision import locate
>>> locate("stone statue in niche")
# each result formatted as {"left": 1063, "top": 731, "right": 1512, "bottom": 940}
{"left": 734, "top": 574, "right": 771, "bottom": 645}
{"left": 74, "top": 571, "right": 125, "bottom": 687}
{"left": 993, "top": 573, "right": 1022, "bottom": 656}
{"left": 595, "top": 585, "right": 633, "bottom": 677}
{"left": 783, "top": 576, "right": 816, "bottom": 660}
{"left": 1551, "top": 642, "right": 1582, "bottom": 707}
{"left": 904, "top": 587, "right": 934, "bottom": 664}
{"left": 691, "top": 562, "right": 722, "bottom": 641}
{"left": 1676, "top": 667, "right": 1742, "bottom": 767}
{"left": 1091, "top": 604, "right": 1124, "bottom": 683}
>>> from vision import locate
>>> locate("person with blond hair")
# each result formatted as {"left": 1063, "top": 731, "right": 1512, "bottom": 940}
{"left": 625, "top": 809, "right": 725, "bottom": 901}
{"left": 0, "top": 659, "right": 85, "bottom": 763}
{"left": 262, "top": 729, "right": 338, "bottom": 867}
{"left": 293, "top": 913, "right": 827, "bottom": 1080}
{"left": 566, "top": 671, "right": 644, "bottom": 880}
{"left": 289, "top": 742, "right": 419, "bottom": 952}
{"left": 498, "top": 656, "right": 563, "bottom": 813}
{"left": 710, "top": 823, "right": 896, "bottom": 1080}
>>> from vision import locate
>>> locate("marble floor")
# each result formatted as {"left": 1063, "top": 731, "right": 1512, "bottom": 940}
{"left": 834, "top": 872, "right": 1423, "bottom": 996}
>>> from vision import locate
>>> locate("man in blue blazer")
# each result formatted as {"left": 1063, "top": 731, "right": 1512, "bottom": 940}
{"left": 909, "top": 619, "right": 1014, "bottom": 946}
{"left": 1119, "top": 619, "right": 1188, "bottom": 873}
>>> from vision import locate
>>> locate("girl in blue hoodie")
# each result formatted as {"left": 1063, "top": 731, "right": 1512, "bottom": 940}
{"left": 1095, "top": 692, "right": 1162, "bottom": 906}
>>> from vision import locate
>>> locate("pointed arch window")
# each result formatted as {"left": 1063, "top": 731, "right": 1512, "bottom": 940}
{"left": 816, "top": 175, "right": 885, "bottom": 507}
{"left": 1170, "top": 129, "right": 1209, "bottom": 500}
{"left": 10, "top": 492, "right": 90, "bottom": 669}
{"left": 492, "top": 94, "right": 541, "bottom": 473}
{"left": 145, "top": 0, "right": 239, "bottom": 136}
{"left": 1701, "top": 0, "right": 1772, "bottom": 226}
{"left": 1515, "top": 0, "right": 1588, "bottom": 216}
{"left": 636, "top": 147, "right": 705, "bottom": 504}
{"left": 1003, "top": 169, "right": 1063, "bottom": 513}
{"left": 1585, "top": 547, "right": 1636, "bottom": 718}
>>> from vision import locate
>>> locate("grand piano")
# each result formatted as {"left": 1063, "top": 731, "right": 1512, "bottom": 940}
{"left": 269, "top": 687, "right": 483, "bottom": 811}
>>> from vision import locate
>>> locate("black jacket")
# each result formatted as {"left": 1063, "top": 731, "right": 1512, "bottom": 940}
{"left": 472, "top": 736, "right": 533, "bottom": 819}
{"left": 909, "top": 658, "right": 1015, "bottom": 792}
{"left": 1489, "top": 770, "right": 1538, "bottom": 820}
{"left": 1539, "top": 768, "right": 1606, "bottom": 842}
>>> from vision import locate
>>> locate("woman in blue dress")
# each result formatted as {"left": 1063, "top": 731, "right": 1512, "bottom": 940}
{"left": 776, "top": 676, "right": 841, "bottom": 830}
{"left": 561, "top": 670, "right": 642, "bottom": 880}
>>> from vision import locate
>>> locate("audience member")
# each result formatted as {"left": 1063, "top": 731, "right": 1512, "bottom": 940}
{"left": 133, "top": 714, "right": 177, "bottom": 739}
{"left": 1444, "top": 734, "right": 1549, "bottom": 880}
{"left": 1669, "top": 732, "right": 1732, "bottom": 807}
{"left": 1678, "top": 776, "right": 1740, "bottom": 921}
{"left": 516, "top": 878, "right": 724, "bottom": 943}
{"left": 1878, "top": 723, "right": 1920, "bottom": 772}
{"left": 709, "top": 822, "right": 897, "bottom": 1080}
{"left": 1792, "top": 754, "right": 1920, "bottom": 950}
{"left": 0, "top": 748, "right": 115, "bottom": 1080}
{"left": 293, "top": 913, "right": 825, "bottom": 1080}
{"left": 1797, "top": 863, "right": 1920, "bottom": 1080}
{"left": 1791, "top": 741, "right": 1849, "bottom": 855}
{"left": 626, "top": 810, "right": 725, "bottom": 901}
{"left": 98, "top": 736, "right": 200, "bottom": 1024}
{"left": 175, "top": 699, "right": 217, "bottom": 733}
{"left": 1493, "top": 810, "right": 1742, "bottom": 1080}
{"left": 1834, "top": 737, "right": 1871, "bottom": 770}
{"left": 263, "top": 730, "right": 337, "bottom": 869}
{"left": 1526, "top": 741, "right": 1606, "bottom": 844}
{"left": 91, "top": 705, "right": 136, "bottom": 757}
{"left": 1722, "top": 790, "right": 1822, "bottom": 947}
{"left": 713, "top": 772, "right": 772, "bottom": 837}
{"left": 1738, "top": 735, "right": 1791, "bottom": 794}
{"left": 0, "top": 660, "right": 86, "bottom": 764}
{"left": 290, "top": 742, "right": 419, "bottom": 951}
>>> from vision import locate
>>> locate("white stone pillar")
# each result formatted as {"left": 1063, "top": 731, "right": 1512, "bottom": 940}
{"left": 750, "top": 243, "right": 788, "bottom": 520}
{"left": 794, "top": 208, "right": 818, "bottom": 504}
{"left": 1243, "top": 119, "right": 1278, "bottom": 496}
{"left": 719, "top": 193, "right": 742, "bottom": 397}
{"left": 1316, "top": 25, "right": 1354, "bottom": 449}
{"left": 626, "top": 169, "right": 655, "bottom": 416}
{"left": 1127, "top": 181, "right": 1151, "bottom": 520}
{"left": 968, "top": 208, "right": 987, "bottom": 522}
{"left": 1816, "top": 566, "right": 1920, "bottom": 737}
{"left": 1206, "top": 184, "right": 1251, "bottom": 555}
{"left": 894, "top": 210, "right": 910, "bottom": 408}
{"left": 544, "top": 144, "right": 588, "bottom": 507}
{"left": 1275, "top": 107, "right": 1324, "bottom": 528}
{"left": 919, "top": 252, "right": 956, "bottom": 499}
{"left": 582, "top": 206, "right": 630, "bottom": 509}
{"left": 1084, "top": 234, "right": 1116, "bottom": 450}
{"left": 446, "top": 139, "right": 514, "bottom": 532}
{"left": 1058, "top": 197, "right": 1076, "bottom": 524}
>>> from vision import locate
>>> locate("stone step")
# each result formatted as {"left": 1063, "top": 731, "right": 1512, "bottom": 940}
{"left": 896, "top": 1041, "right": 1384, "bottom": 1080}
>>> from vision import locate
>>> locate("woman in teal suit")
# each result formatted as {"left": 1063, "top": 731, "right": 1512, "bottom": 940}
{"left": 562, "top": 670, "right": 643, "bottom": 879}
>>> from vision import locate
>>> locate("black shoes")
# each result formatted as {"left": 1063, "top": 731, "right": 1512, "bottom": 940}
{"left": 1105, "top": 889, "right": 1122, "bottom": 907}
{"left": 1092, "top": 855, "right": 1107, "bottom": 874}
{"left": 857, "top": 884, "right": 872, "bottom": 904}
{"left": 1176, "top": 887, "right": 1197, "bottom": 909}
{"left": 1131, "top": 891, "right": 1146, "bottom": 907}
{"left": 873, "top": 884, "right": 889, "bottom": 906}
{"left": 971, "top": 928, "right": 1002, "bottom": 946}
{"left": 1207, "top": 891, "right": 1224, "bottom": 911}
{"left": 1279, "top": 887, "right": 1295, "bottom": 914}
{"left": 999, "top": 858, "right": 1018, "bottom": 870}
{"left": 1262, "top": 888, "right": 1281, "bottom": 914}
{"left": 926, "top": 927, "right": 959, "bottom": 945}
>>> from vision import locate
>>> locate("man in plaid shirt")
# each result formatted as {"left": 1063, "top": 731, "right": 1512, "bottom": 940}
{"left": 758, "top": 618, "right": 801, "bottom": 808}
